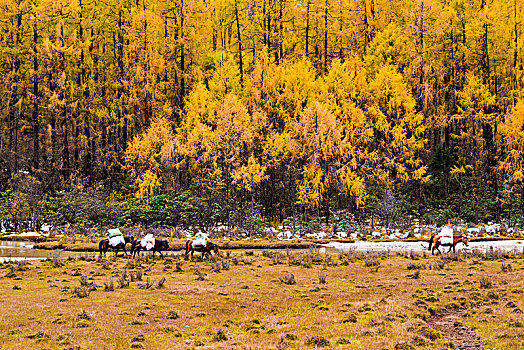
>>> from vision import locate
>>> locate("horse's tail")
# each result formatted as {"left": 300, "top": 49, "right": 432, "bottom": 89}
{"left": 184, "top": 240, "right": 193, "bottom": 259}
{"left": 130, "top": 239, "right": 137, "bottom": 256}
{"left": 99, "top": 239, "right": 105, "bottom": 255}
{"left": 428, "top": 235, "right": 434, "bottom": 251}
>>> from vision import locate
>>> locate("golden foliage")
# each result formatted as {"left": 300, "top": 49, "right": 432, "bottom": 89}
{"left": 296, "top": 163, "right": 325, "bottom": 209}
{"left": 231, "top": 155, "right": 269, "bottom": 191}
{"left": 340, "top": 168, "right": 367, "bottom": 208}
{"left": 125, "top": 117, "right": 175, "bottom": 176}
{"left": 499, "top": 99, "right": 524, "bottom": 183}
{"left": 135, "top": 170, "right": 161, "bottom": 199}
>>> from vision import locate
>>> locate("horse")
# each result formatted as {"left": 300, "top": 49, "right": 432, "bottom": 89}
{"left": 428, "top": 235, "right": 469, "bottom": 255}
{"left": 185, "top": 240, "right": 220, "bottom": 260}
{"left": 99, "top": 236, "right": 134, "bottom": 257}
{"left": 131, "top": 238, "right": 170, "bottom": 258}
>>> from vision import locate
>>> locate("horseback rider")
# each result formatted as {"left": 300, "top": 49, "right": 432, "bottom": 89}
{"left": 193, "top": 231, "right": 208, "bottom": 248}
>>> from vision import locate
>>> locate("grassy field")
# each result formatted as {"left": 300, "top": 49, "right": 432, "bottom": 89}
{"left": 0, "top": 248, "right": 523, "bottom": 349}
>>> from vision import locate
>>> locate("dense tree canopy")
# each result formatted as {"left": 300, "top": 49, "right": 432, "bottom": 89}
{"left": 1, "top": 0, "right": 524, "bottom": 231}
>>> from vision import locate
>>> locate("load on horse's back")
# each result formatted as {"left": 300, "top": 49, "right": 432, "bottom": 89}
{"left": 185, "top": 231, "right": 220, "bottom": 259}
{"left": 193, "top": 231, "right": 208, "bottom": 248}
{"left": 130, "top": 233, "right": 169, "bottom": 258}
{"left": 107, "top": 228, "right": 125, "bottom": 246}
{"left": 428, "top": 226, "right": 469, "bottom": 254}
{"left": 438, "top": 227, "right": 454, "bottom": 245}
{"left": 99, "top": 228, "right": 132, "bottom": 257}
{"left": 141, "top": 233, "right": 155, "bottom": 251}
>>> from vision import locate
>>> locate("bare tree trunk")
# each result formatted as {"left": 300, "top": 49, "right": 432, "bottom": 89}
{"left": 180, "top": 0, "right": 186, "bottom": 97}
{"left": 305, "top": 0, "right": 310, "bottom": 56}
{"left": 267, "top": 0, "right": 272, "bottom": 53}
{"left": 10, "top": 11, "right": 22, "bottom": 174}
{"left": 32, "top": 15, "right": 40, "bottom": 172}
{"left": 290, "top": 168, "right": 296, "bottom": 232}
{"left": 363, "top": 0, "right": 369, "bottom": 48}
{"left": 235, "top": 0, "right": 244, "bottom": 84}
{"left": 279, "top": 0, "right": 283, "bottom": 62}
{"left": 119, "top": 9, "right": 127, "bottom": 150}
{"left": 338, "top": 0, "right": 343, "bottom": 58}
{"left": 521, "top": 182, "right": 524, "bottom": 218}
{"left": 514, "top": 0, "right": 518, "bottom": 93}
{"left": 370, "top": 0, "right": 375, "bottom": 40}
{"left": 419, "top": 1, "right": 424, "bottom": 85}
{"left": 59, "top": 11, "right": 70, "bottom": 181}
{"left": 263, "top": 0, "right": 267, "bottom": 46}
{"left": 249, "top": 1, "right": 256, "bottom": 68}
{"left": 480, "top": 0, "right": 490, "bottom": 87}
{"left": 83, "top": 27, "right": 93, "bottom": 184}
{"left": 324, "top": 0, "right": 328, "bottom": 73}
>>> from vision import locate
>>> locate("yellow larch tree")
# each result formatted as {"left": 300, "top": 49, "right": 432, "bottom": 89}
{"left": 366, "top": 64, "right": 427, "bottom": 190}
{"left": 452, "top": 73, "right": 497, "bottom": 222}
{"left": 323, "top": 58, "right": 373, "bottom": 208}
{"left": 291, "top": 101, "right": 368, "bottom": 217}
{"left": 177, "top": 92, "right": 268, "bottom": 201}
{"left": 124, "top": 116, "right": 175, "bottom": 197}
{"left": 499, "top": 99, "right": 524, "bottom": 216}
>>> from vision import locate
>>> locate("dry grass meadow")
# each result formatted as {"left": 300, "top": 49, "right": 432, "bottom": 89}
{"left": 0, "top": 246, "right": 523, "bottom": 349}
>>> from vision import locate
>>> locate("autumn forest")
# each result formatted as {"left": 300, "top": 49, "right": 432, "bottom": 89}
{"left": 1, "top": 0, "right": 524, "bottom": 232}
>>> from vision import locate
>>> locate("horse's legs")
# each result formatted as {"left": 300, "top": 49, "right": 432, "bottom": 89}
{"left": 428, "top": 235, "right": 434, "bottom": 251}
{"left": 100, "top": 241, "right": 107, "bottom": 257}
{"left": 187, "top": 242, "right": 194, "bottom": 260}
{"left": 184, "top": 241, "right": 193, "bottom": 260}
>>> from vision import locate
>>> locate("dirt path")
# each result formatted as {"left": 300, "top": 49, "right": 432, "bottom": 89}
{"left": 427, "top": 309, "right": 486, "bottom": 350}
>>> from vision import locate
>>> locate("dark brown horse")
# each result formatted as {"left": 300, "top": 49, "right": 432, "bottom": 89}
{"left": 428, "top": 235, "right": 469, "bottom": 255}
{"left": 99, "top": 236, "right": 134, "bottom": 257}
{"left": 130, "top": 238, "right": 170, "bottom": 258}
{"left": 185, "top": 240, "right": 220, "bottom": 259}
